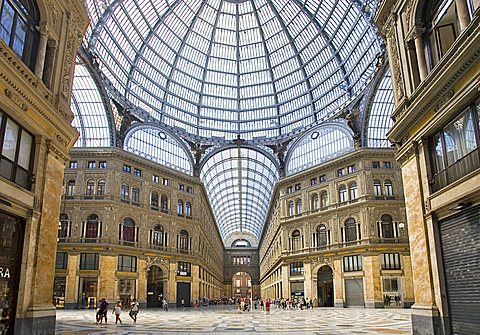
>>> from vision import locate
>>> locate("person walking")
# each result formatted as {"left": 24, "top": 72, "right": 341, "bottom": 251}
{"left": 129, "top": 298, "right": 139, "bottom": 323}
{"left": 113, "top": 300, "right": 122, "bottom": 324}
{"left": 162, "top": 298, "right": 168, "bottom": 311}
{"left": 181, "top": 298, "right": 185, "bottom": 310}
{"left": 96, "top": 298, "right": 109, "bottom": 324}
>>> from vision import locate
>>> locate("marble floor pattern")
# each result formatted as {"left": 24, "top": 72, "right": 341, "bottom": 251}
{"left": 55, "top": 305, "right": 413, "bottom": 334}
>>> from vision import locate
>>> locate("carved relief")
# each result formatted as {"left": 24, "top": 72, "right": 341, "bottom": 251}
{"left": 62, "top": 27, "right": 75, "bottom": 99}
{"left": 434, "top": 90, "right": 455, "bottom": 112}
{"left": 4, "top": 89, "right": 28, "bottom": 111}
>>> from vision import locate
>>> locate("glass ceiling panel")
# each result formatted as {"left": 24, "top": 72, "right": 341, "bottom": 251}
{"left": 200, "top": 147, "right": 278, "bottom": 240}
{"left": 367, "top": 69, "right": 394, "bottom": 147}
{"left": 84, "top": 0, "right": 383, "bottom": 142}
{"left": 71, "top": 57, "right": 112, "bottom": 147}
{"left": 286, "top": 124, "right": 355, "bottom": 176}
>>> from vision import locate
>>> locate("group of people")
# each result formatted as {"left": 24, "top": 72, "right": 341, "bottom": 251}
{"left": 95, "top": 298, "right": 139, "bottom": 325}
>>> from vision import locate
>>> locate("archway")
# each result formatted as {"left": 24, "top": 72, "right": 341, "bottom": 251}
{"left": 232, "top": 272, "right": 252, "bottom": 299}
{"left": 317, "top": 265, "right": 334, "bottom": 307}
{"left": 147, "top": 266, "right": 165, "bottom": 308}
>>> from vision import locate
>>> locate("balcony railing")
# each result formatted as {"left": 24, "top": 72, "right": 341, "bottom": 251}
{"left": 431, "top": 147, "right": 480, "bottom": 193}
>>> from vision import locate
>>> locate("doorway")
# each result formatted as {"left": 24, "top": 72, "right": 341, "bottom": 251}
{"left": 317, "top": 265, "right": 334, "bottom": 307}
{"left": 147, "top": 265, "right": 164, "bottom": 307}
{"left": 232, "top": 271, "right": 252, "bottom": 299}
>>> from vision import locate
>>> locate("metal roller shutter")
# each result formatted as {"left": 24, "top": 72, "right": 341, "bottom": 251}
{"left": 439, "top": 204, "right": 480, "bottom": 335}
{"left": 345, "top": 278, "right": 364, "bottom": 307}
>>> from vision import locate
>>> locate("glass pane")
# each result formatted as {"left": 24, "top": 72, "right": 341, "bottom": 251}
{"left": 17, "top": 130, "right": 32, "bottom": 169}
{"left": 12, "top": 18, "right": 26, "bottom": 57}
{"left": 0, "top": 2, "right": 14, "bottom": 44}
{"left": 3, "top": 119, "right": 19, "bottom": 161}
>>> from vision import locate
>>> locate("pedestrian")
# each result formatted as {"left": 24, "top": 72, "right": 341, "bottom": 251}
{"left": 113, "top": 300, "right": 122, "bottom": 324}
{"left": 129, "top": 298, "right": 139, "bottom": 323}
{"left": 96, "top": 298, "right": 109, "bottom": 324}
{"left": 265, "top": 298, "right": 270, "bottom": 314}
{"left": 181, "top": 298, "right": 185, "bottom": 310}
{"left": 162, "top": 298, "right": 168, "bottom": 311}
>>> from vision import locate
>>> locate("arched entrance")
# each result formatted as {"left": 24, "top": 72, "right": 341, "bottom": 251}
{"left": 147, "top": 266, "right": 165, "bottom": 307}
{"left": 232, "top": 272, "right": 252, "bottom": 299}
{"left": 317, "top": 265, "right": 333, "bottom": 307}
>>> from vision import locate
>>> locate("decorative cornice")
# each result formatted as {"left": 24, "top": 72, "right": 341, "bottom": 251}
{"left": 4, "top": 89, "right": 28, "bottom": 111}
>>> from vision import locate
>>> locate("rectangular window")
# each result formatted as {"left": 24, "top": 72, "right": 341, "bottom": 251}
{"left": 99, "top": 161, "right": 107, "bottom": 169}
{"left": 0, "top": 111, "right": 34, "bottom": 189}
{"left": 381, "top": 253, "right": 402, "bottom": 270}
{"left": 310, "top": 177, "right": 317, "bottom": 186}
{"left": 186, "top": 186, "right": 193, "bottom": 193}
{"left": 117, "top": 255, "right": 137, "bottom": 272}
{"left": 178, "top": 184, "right": 185, "bottom": 191}
{"left": 383, "top": 161, "right": 392, "bottom": 169}
{"left": 294, "top": 183, "right": 301, "bottom": 191}
{"left": 133, "top": 168, "right": 142, "bottom": 177}
{"left": 87, "top": 161, "right": 96, "bottom": 169}
{"left": 343, "top": 255, "right": 363, "bottom": 272}
{"left": 123, "top": 164, "right": 131, "bottom": 173}
{"left": 69, "top": 161, "right": 78, "bottom": 169}
{"left": 55, "top": 252, "right": 68, "bottom": 270}
{"left": 289, "top": 262, "right": 304, "bottom": 276}
{"left": 382, "top": 277, "right": 399, "bottom": 293}
{"left": 319, "top": 174, "right": 327, "bottom": 183}
{"left": 79, "top": 253, "right": 99, "bottom": 270}
{"left": 152, "top": 175, "right": 160, "bottom": 183}
{"left": 347, "top": 165, "right": 356, "bottom": 173}
{"left": 162, "top": 178, "right": 169, "bottom": 186}
{"left": 337, "top": 168, "right": 344, "bottom": 177}
{"left": 287, "top": 186, "right": 293, "bottom": 194}
{"left": 372, "top": 161, "right": 380, "bottom": 168}
{"left": 177, "top": 261, "right": 191, "bottom": 276}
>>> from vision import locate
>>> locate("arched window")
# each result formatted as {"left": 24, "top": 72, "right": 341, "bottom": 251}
{"left": 96, "top": 179, "right": 106, "bottom": 196}
{"left": 0, "top": 0, "right": 39, "bottom": 70}
{"left": 85, "top": 179, "right": 95, "bottom": 196}
{"left": 290, "top": 229, "right": 302, "bottom": 251}
{"left": 151, "top": 192, "right": 159, "bottom": 209}
{"left": 121, "top": 183, "right": 129, "bottom": 200}
{"left": 132, "top": 186, "right": 140, "bottom": 203}
{"left": 320, "top": 191, "right": 328, "bottom": 208}
{"left": 85, "top": 214, "right": 100, "bottom": 239}
{"left": 311, "top": 194, "right": 319, "bottom": 210}
{"left": 66, "top": 180, "right": 75, "bottom": 196}
{"left": 121, "top": 217, "right": 136, "bottom": 243}
{"left": 177, "top": 200, "right": 184, "bottom": 215}
{"left": 380, "top": 214, "right": 394, "bottom": 238}
{"left": 345, "top": 218, "right": 357, "bottom": 242}
{"left": 349, "top": 182, "right": 358, "bottom": 200}
{"left": 373, "top": 180, "right": 382, "bottom": 196}
{"left": 178, "top": 229, "right": 189, "bottom": 250}
{"left": 296, "top": 199, "right": 302, "bottom": 214}
{"left": 186, "top": 201, "right": 192, "bottom": 217}
{"left": 339, "top": 185, "right": 347, "bottom": 203}
{"left": 288, "top": 201, "right": 294, "bottom": 216}
{"left": 384, "top": 180, "right": 393, "bottom": 196}
{"left": 317, "top": 224, "right": 328, "bottom": 247}
{"left": 160, "top": 194, "right": 168, "bottom": 212}
{"left": 152, "top": 224, "right": 164, "bottom": 247}
{"left": 58, "top": 213, "right": 70, "bottom": 239}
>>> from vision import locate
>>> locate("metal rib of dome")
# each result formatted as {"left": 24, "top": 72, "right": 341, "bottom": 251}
{"left": 84, "top": 0, "right": 382, "bottom": 143}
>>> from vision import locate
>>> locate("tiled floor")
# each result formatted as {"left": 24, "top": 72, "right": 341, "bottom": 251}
{"left": 55, "top": 305, "right": 413, "bottom": 334}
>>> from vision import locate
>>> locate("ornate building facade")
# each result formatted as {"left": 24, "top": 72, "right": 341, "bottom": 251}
{"left": 259, "top": 148, "right": 414, "bottom": 309}
{"left": 0, "top": 0, "right": 87, "bottom": 333}
{"left": 55, "top": 148, "right": 224, "bottom": 309}
{"left": 376, "top": 0, "right": 480, "bottom": 334}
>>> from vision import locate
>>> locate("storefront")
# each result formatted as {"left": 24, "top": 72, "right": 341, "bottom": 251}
{"left": 0, "top": 211, "right": 25, "bottom": 334}
{"left": 78, "top": 276, "right": 98, "bottom": 309}
{"left": 53, "top": 277, "right": 67, "bottom": 308}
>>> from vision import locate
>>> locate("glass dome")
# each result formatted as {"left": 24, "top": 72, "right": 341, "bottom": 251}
{"left": 84, "top": 0, "right": 382, "bottom": 143}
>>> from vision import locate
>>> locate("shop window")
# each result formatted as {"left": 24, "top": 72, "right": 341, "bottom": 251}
{"left": 381, "top": 253, "right": 402, "bottom": 270}
{"left": 343, "top": 255, "right": 363, "bottom": 272}
{"left": 0, "top": 111, "right": 34, "bottom": 189}
{"left": 117, "top": 255, "right": 137, "bottom": 272}
{"left": 79, "top": 253, "right": 99, "bottom": 270}
{"left": 96, "top": 179, "right": 106, "bottom": 196}
{"left": 0, "top": 0, "right": 39, "bottom": 70}
{"left": 55, "top": 252, "right": 68, "bottom": 269}
{"left": 177, "top": 261, "right": 191, "bottom": 276}
{"left": 289, "top": 262, "right": 304, "bottom": 276}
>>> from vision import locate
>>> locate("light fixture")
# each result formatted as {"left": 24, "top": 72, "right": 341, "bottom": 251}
{"left": 398, "top": 222, "right": 405, "bottom": 229}
{"left": 450, "top": 202, "right": 472, "bottom": 211}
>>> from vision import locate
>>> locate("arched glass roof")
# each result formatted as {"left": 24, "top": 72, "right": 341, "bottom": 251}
{"left": 83, "top": 0, "right": 382, "bottom": 142}
{"left": 200, "top": 147, "right": 278, "bottom": 240}
{"left": 71, "top": 57, "right": 113, "bottom": 147}
{"left": 367, "top": 69, "right": 394, "bottom": 147}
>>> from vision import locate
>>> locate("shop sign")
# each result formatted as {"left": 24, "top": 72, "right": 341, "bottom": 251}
{"left": 0, "top": 267, "right": 10, "bottom": 278}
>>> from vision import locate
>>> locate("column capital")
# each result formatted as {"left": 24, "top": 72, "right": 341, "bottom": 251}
{"left": 407, "top": 25, "right": 425, "bottom": 41}
{"left": 37, "top": 22, "right": 52, "bottom": 37}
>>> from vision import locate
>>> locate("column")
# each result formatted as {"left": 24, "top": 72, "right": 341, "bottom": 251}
{"left": 137, "top": 259, "right": 147, "bottom": 308}
{"left": 34, "top": 23, "right": 50, "bottom": 79}
{"left": 363, "top": 256, "right": 382, "bottom": 308}
{"left": 281, "top": 264, "right": 289, "bottom": 299}
{"left": 65, "top": 254, "right": 78, "bottom": 309}
{"left": 168, "top": 262, "right": 176, "bottom": 304}
{"left": 456, "top": 0, "right": 471, "bottom": 30}
{"left": 304, "top": 262, "right": 313, "bottom": 300}
{"left": 410, "top": 26, "right": 429, "bottom": 81}
{"left": 192, "top": 264, "right": 200, "bottom": 304}
{"left": 98, "top": 255, "right": 116, "bottom": 302}
{"left": 333, "top": 259, "right": 344, "bottom": 307}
